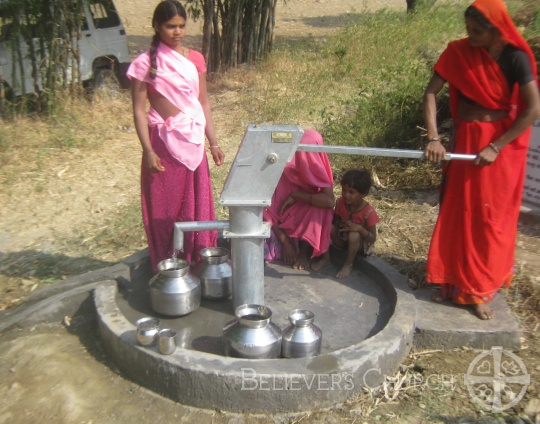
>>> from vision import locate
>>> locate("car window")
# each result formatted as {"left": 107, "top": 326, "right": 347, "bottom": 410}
{"left": 88, "top": 0, "right": 120, "bottom": 29}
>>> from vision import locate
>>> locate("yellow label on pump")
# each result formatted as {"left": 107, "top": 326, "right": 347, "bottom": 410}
{"left": 271, "top": 132, "right": 293, "bottom": 143}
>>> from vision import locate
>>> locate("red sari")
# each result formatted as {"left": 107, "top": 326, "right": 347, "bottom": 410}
{"left": 426, "top": 0, "right": 538, "bottom": 304}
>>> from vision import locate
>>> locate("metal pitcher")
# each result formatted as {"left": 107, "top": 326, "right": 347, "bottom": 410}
{"left": 191, "top": 247, "right": 233, "bottom": 300}
{"left": 222, "top": 304, "right": 282, "bottom": 359}
{"left": 281, "top": 309, "right": 322, "bottom": 358}
{"left": 149, "top": 258, "right": 201, "bottom": 316}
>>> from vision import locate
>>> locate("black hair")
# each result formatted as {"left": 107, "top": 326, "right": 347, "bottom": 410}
{"left": 149, "top": 1, "right": 187, "bottom": 79}
{"left": 340, "top": 169, "right": 372, "bottom": 195}
{"left": 464, "top": 5, "right": 495, "bottom": 30}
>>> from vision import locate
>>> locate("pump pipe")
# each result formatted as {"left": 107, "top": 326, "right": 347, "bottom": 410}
{"left": 173, "top": 221, "right": 230, "bottom": 252}
{"left": 296, "top": 144, "right": 476, "bottom": 161}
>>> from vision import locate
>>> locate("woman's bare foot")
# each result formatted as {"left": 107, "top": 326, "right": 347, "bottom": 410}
{"left": 312, "top": 255, "right": 331, "bottom": 271}
{"left": 336, "top": 263, "right": 353, "bottom": 279}
{"left": 292, "top": 254, "right": 310, "bottom": 270}
{"left": 473, "top": 304, "right": 494, "bottom": 320}
{"left": 431, "top": 292, "right": 444, "bottom": 303}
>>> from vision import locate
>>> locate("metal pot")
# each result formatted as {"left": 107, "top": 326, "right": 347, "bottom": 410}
{"left": 191, "top": 247, "right": 232, "bottom": 300}
{"left": 222, "top": 304, "right": 282, "bottom": 359}
{"left": 149, "top": 258, "right": 201, "bottom": 316}
{"left": 281, "top": 309, "right": 322, "bottom": 358}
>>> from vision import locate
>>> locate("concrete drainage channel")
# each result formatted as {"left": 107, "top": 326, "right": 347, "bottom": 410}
{"left": 0, "top": 249, "right": 520, "bottom": 414}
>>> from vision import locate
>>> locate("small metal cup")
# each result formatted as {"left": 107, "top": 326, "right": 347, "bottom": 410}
{"left": 158, "top": 329, "right": 177, "bottom": 355}
{"left": 136, "top": 317, "right": 160, "bottom": 346}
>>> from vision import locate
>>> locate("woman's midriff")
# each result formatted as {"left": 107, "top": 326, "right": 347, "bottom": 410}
{"left": 148, "top": 90, "right": 181, "bottom": 121}
{"left": 457, "top": 99, "right": 508, "bottom": 122}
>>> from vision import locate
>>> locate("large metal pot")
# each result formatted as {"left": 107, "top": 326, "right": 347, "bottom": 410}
{"left": 222, "top": 304, "right": 282, "bottom": 359}
{"left": 191, "top": 247, "right": 232, "bottom": 300}
{"left": 149, "top": 258, "right": 201, "bottom": 316}
{"left": 281, "top": 309, "right": 322, "bottom": 358}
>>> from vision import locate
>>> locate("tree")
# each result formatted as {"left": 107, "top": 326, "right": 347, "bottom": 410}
{"left": 186, "top": 0, "right": 279, "bottom": 73}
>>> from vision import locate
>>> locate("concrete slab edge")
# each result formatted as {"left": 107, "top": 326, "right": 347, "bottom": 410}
{"left": 0, "top": 281, "right": 112, "bottom": 333}
{"left": 413, "top": 328, "right": 521, "bottom": 352}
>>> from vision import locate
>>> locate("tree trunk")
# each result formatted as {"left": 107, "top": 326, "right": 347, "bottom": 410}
{"left": 200, "top": 0, "right": 278, "bottom": 73}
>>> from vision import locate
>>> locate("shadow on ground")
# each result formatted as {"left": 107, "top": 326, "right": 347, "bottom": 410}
{"left": 0, "top": 250, "right": 114, "bottom": 281}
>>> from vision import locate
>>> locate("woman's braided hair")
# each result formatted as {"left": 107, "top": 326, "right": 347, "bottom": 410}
{"left": 149, "top": 0, "right": 187, "bottom": 79}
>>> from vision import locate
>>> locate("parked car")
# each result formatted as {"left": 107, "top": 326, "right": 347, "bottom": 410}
{"left": 0, "top": 0, "right": 131, "bottom": 98}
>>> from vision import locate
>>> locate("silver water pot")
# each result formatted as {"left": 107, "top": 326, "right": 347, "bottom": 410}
{"left": 223, "top": 304, "right": 282, "bottom": 359}
{"left": 281, "top": 309, "right": 322, "bottom": 358}
{"left": 149, "top": 258, "right": 201, "bottom": 316}
{"left": 191, "top": 247, "right": 232, "bottom": 300}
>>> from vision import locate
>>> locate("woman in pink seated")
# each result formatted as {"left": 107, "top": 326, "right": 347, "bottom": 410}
{"left": 127, "top": 1, "right": 224, "bottom": 272}
{"left": 263, "top": 130, "right": 335, "bottom": 269}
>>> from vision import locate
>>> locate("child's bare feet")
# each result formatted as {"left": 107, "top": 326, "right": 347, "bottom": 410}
{"left": 336, "top": 263, "right": 353, "bottom": 279}
{"left": 312, "top": 255, "right": 331, "bottom": 271}
{"left": 473, "top": 304, "right": 494, "bottom": 320}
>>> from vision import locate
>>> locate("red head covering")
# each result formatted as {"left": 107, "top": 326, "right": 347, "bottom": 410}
{"left": 471, "top": 0, "right": 537, "bottom": 79}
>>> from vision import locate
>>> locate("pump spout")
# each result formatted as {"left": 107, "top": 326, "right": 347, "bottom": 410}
{"left": 173, "top": 220, "right": 230, "bottom": 251}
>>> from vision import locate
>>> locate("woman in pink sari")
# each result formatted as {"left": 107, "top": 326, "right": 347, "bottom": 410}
{"left": 128, "top": 1, "right": 225, "bottom": 272}
{"left": 263, "top": 130, "right": 335, "bottom": 269}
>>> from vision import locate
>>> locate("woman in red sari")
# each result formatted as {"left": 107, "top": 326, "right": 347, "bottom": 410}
{"left": 128, "top": 1, "right": 225, "bottom": 272}
{"left": 423, "top": 0, "right": 540, "bottom": 319}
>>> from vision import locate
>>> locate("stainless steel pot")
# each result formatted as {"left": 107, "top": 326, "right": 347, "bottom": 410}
{"left": 149, "top": 258, "right": 201, "bottom": 316}
{"left": 222, "top": 304, "right": 282, "bottom": 359}
{"left": 191, "top": 247, "right": 232, "bottom": 300}
{"left": 281, "top": 309, "right": 322, "bottom": 358}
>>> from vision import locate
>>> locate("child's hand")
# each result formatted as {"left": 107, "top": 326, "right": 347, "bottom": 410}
{"left": 341, "top": 220, "right": 361, "bottom": 233}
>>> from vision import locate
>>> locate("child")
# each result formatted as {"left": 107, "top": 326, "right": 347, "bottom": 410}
{"left": 313, "top": 169, "right": 380, "bottom": 279}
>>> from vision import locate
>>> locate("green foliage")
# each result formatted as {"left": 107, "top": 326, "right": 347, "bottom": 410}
{"left": 319, "top": 4, "right": 466, "bottom": 150}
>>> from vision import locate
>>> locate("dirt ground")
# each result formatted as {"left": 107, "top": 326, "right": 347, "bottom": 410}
{"left": 1, "top": 0, "right": 540, "bottom": 422}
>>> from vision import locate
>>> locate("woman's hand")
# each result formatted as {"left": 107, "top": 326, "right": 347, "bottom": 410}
{"left": 425, "top": 140, "right": 447, "bottom": 163}
{"left": 279, "top": 195, "right": 296, "bottom": 215}
{"left": 475, "top": 144, "right": 499, "bottom": 166}
{"left": 210, "top": 146, "right": 225, "bottom": 166}
{"left": 145, "top": 151, "right": 165, "bottom": 172}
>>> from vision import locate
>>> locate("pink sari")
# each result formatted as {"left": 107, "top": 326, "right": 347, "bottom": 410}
{"left": 263, "top": 130, "right": 334, "bottom": 261}
{"left": 128, "top": 43, "right": 216, "bottom": 272}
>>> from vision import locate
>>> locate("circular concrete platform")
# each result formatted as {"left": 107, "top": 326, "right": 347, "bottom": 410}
{"left": 95, "top": 252, "right": 416, "bottom": 413}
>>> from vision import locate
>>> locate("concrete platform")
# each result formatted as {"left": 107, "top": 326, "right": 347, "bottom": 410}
{"left": 95, "top": 252, "right": 416, "bottom": 412}
{"left": 414, "top": 288, "right": 520, "bottom": 351}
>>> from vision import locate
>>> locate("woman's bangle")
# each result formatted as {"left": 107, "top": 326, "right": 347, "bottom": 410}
{"left": 209, "top": 145, "right": 219, "bottom": 149}
{"left": 488, "top": 143, "right": 501, "bottom": 154}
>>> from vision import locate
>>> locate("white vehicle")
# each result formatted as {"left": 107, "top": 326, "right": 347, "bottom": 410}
{"left": 0, "top": 0, "right": 131, "bottom": 98}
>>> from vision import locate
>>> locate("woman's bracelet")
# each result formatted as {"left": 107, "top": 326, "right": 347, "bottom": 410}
{"left": 488, "top": 143, "right": 501, "bottom": 154}
{"left": 209, "top": 145, "right": 219, "bottom": 149}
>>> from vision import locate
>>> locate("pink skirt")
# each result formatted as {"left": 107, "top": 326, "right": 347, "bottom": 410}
{"left": 141, "top": 126, "right": 217, "bottom": 273}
